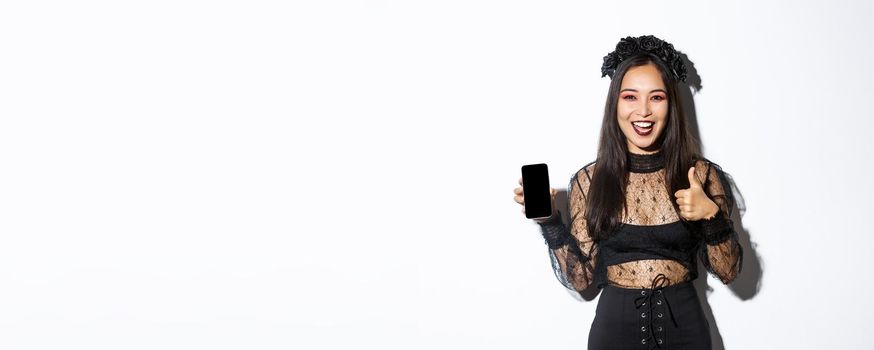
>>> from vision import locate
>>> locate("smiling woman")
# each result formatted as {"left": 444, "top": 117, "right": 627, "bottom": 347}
{"left": 617, "top": 64, "right": 668, "bottom": 154}
{"left": 513, "top": 35, "right": 742, "bottom": 350}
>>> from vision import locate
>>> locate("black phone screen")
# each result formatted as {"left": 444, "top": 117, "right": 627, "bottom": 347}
{"left": 521, "top": 163, "right": 552, "bottom": 219}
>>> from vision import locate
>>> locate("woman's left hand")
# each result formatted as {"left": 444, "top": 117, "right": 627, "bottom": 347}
{"left": 674, "top": 166, "right": 720, "bottom": 221}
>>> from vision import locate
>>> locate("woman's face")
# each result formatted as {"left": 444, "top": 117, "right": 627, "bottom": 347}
{"left": 616, "top": 63, "right": 668, "bottom": 154}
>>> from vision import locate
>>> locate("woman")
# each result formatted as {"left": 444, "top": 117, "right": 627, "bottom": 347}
{"left": 512, "top": 35, "right": 743, "bottom": 349}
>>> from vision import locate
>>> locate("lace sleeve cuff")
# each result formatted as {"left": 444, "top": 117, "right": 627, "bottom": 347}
{"left": 537, "top": 212, "right": 571, "bottom": 249}
{"left": 698, "top": 212, "right": 733, "bottom": 245}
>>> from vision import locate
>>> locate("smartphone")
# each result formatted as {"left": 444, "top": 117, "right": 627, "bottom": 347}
{"left": 521, "top": 163, "right": 553, "bottom": 219}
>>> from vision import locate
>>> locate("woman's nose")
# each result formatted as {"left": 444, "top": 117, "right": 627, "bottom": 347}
{"left": 637, "top": 103, "right": 651, "bottom": 117}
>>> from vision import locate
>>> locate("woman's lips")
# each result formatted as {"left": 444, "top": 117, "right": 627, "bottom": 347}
{"left": 632, "top": 122, "right": 653, "bottom": 136}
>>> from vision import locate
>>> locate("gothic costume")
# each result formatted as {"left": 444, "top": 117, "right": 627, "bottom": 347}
{"left": 537, "top": 150, "right": 743, "bottom": 349}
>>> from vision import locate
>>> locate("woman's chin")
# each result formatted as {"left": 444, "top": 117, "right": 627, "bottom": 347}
{"left": 631, "top": 141, "right": 659, "bottom": 152}
{"left": 628, "top": 132, "right": 663, "bottom": 151}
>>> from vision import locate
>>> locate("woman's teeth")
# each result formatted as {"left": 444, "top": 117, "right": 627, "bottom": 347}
{"left": 632, "top": 121, "right": 654, "bottom": 136}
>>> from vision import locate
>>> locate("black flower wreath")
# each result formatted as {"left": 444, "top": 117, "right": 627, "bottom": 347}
{"left": 600, "top": 35, "right": 687, "bottom": 83}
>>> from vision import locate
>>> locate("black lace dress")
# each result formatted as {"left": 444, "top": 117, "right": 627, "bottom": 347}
{"left": 536, "top": 151, "right": 743, "bottom": 350}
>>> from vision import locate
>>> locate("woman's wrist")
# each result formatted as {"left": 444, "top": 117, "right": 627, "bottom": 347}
{"left": 701, "top": 200, "right": 720, "bottom": 220}
{"left": 533, "top": 210, "right": 560, "bottom": 224}
{"left": 698, "top": 211, "right": 732, "bottom": 244}
{"left": 537, "top": 212, "right": 570, "bottom": 249}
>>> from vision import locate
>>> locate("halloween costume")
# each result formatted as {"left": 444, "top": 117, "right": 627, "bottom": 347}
{"left": 537, "top": 151, "right": 743, "bottom": 349}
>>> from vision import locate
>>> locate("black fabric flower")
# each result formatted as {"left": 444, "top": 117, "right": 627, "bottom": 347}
{"left": 672, "top": 58, "right": 687, "bottom": 82}
{"left": 615, "top": 36, "right": 638, "bottom": 59}
{"left": 638, "top": 35, "right": 663, "bottom": 51}
{"left": 601, "top": 52, "right": 618, "bottom": 78}
{"left": 599, "top": 35, "right": 687, "bottom": 83}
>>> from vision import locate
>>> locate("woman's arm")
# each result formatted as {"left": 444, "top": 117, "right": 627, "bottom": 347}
{"left": 537, "top": 169, "right": 598, "bottom": 294}
{"left": 695, "top": 160, "right": 744, "bottom": 284}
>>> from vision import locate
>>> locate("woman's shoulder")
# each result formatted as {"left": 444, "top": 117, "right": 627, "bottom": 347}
{"left": 693, "top": 157, "right": 730, "bottom": 171}
{"left": 571, "top": 159, "right": 598, "bottom": 183}
{"left": 566, "top": 160, "right": 597, "bottom": 196}
{"left": 692, "top": 156, "right": 730, "bottom": 185}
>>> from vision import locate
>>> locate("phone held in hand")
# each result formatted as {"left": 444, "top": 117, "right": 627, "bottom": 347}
{"left": 521, "top": 163, "right": 553, "bottom": 219}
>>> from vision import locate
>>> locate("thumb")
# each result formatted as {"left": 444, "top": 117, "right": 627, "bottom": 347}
{"left": 687, "top": 166, "right": 701, "bottom": 188}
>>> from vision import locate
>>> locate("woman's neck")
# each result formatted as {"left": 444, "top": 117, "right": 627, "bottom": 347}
{"left": 627, "top": 149, "right": 665, "bottom": 173}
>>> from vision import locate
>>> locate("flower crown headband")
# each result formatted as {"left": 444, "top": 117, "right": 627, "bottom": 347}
{"left": 600, "top": 35, "right": 687, "bottom": 83}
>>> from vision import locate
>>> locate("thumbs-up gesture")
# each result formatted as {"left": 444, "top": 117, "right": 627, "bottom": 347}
{"left": 673, "top": 166, "right": 720, "bottom": 221}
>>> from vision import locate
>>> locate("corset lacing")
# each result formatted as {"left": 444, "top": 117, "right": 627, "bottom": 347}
{"left": 634, "top": 273, "right": 679, "bottom": 348}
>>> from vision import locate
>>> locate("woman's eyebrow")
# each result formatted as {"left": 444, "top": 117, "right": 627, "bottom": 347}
{"left": 620, "top": 88, "right": 667, "bottom": 93}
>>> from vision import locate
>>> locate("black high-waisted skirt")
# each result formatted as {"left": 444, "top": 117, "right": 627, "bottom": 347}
{"left": 588, "top": 274, "right": 711, "bottom": 350}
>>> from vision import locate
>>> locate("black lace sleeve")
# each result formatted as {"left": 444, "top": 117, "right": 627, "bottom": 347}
{"left": 537, "top": 167, "right": 597, "bottom": 295}
{"left": 694, "top": 160, "right": 744, "bottom": 284}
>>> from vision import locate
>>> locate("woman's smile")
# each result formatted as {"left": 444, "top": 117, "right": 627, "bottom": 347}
{"left": 631, "top": 121, "right": 654, "bottom": 136}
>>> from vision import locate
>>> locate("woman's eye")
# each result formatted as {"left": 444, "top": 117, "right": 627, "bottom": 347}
{"left": 623, "top": 95, "right": 664, "bottom": 101}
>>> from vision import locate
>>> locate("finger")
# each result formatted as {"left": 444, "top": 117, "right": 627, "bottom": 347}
{"left": 674, "top": 189, "right": 686, "bottom": 198}
{"left": 514, "top": 195, "right": 524, "bottom": 205}
{"left": 688, "top": 166, "right": 701, "bottom": 188}
{"left": 514, "top": 187, "right": 522, "bottom": 195}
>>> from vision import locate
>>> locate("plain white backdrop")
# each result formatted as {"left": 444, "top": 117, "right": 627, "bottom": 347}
{"left": 1, "top": 0, "right": 872, "bottom": 349}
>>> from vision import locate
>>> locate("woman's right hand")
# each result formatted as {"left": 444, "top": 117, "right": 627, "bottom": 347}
{"left": 514, "top": 177, "right": 557, "bottom": 223}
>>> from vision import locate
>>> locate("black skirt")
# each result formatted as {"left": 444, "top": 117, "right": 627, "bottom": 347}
{"left": 588, "top": 275, "right": 711, "bottom": 350}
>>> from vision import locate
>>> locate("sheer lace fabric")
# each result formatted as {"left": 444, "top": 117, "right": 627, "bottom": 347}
{"left": 611, "top": 165, "right": 688, "bottom": 289}
{"left": 540, "top": 152, "right": 743, "bottom": 295}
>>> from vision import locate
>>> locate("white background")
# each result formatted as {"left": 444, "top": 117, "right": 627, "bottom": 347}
{"left": 1, "top": 0, "right": 872, "bottom": 349}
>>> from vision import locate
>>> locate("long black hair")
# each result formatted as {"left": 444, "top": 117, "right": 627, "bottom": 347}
{"left": 586, "top": 52, "right": 702, "bottom": 242}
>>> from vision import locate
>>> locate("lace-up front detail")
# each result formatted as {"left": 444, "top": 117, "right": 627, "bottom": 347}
{"left": 634, "top": 273, "right": 679, "bottom": 348}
